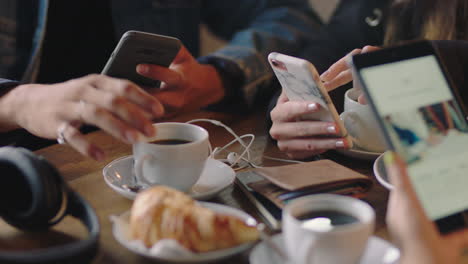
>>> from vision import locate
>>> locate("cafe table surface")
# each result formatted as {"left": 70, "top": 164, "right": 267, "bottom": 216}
{"left": 1, "top": 110, "right": 465, "bottom": 264}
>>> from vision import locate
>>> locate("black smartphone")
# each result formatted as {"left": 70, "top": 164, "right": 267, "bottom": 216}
{"left": 350, "top": 40, "right": 468, "bottom": 234}
{"left": 102, "top": 30, "right": 181, "bottom": 87}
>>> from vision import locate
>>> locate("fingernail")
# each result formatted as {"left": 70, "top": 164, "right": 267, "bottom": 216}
{"left": 91, "top": 148, "right": 105, "bottom": 161}
{"left": 335, "top": 140, "right": 345, "bottom": 148}
{"left": 320, "top": 70, "right": 330, "bottom": 80}
{"left": 383, "top": 151, "right": 396, "bottom": 167}
{"left": 137, "top": 64, "right": 149, "bottom": 74}
{"left": 327, "top": 125, "right": 337, "bottom": 134}
{"left": 125, "top": 131, "right": 138, "bottom": 143}
{"left": 307, "top": 103, "right": 318, "bottom": 111}
{"left": 144, "top": 124, "right": 155, "bottom": 137}
{"left": 152, "top": 104, "right": 164, "bottom": 116}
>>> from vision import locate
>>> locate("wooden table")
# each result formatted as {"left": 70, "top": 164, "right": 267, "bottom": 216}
{"left": 0, "top": 110, "right": 392, "bottom": 263}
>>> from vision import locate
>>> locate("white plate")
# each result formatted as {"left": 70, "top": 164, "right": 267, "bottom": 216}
{"left": 250, "top": 233, "right": 400, "bottom": 264}
{"left": 337, "top": 146, "right": 383, "bottom": 161}
{"left": 373, "top": 152, "right": 393, "bottom": 190}
{"left": 111, "top": 202, "right": 257, "bottom": 263}
{"left": 103, "top": 156, "right": 235, "bottom": 200}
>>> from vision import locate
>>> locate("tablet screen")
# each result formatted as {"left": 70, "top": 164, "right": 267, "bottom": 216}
{"left": 360, "top": 55, "right": 468, "bottom": 220}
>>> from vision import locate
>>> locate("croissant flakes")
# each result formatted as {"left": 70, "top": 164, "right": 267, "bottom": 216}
{"left": 129, "top": 186, "right": 259, "bottom": 252}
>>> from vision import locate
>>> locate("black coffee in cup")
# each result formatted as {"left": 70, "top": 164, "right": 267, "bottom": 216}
{"left": 150, "top": 139, "right": 191, "bottom": 145}
{"left": 298, "top": 210, "right": 359, "bottom": 228}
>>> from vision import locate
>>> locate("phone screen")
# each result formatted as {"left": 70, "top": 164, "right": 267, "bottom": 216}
{"left": 359, "top": 54, "right": 468, "bottom": 224}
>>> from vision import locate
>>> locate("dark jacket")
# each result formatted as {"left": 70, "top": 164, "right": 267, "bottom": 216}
{"left": 268, "top": 0, "right": 468, "bottom": 119}
{"left": 0, "top": 0, "right": 320, "bottom": 108}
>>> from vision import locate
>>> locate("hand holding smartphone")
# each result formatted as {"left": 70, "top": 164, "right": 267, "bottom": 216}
{"left": 102, "top": 31, "right": 181, "bottom": 87}
{"left": 268, "top": 52, "right": 352, "bottom": 146}
{"left": 351, "top": 40, "right": 468, "bottom": 234}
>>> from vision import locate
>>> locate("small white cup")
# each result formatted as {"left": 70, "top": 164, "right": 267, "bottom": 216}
{"left": 283, "top": 194, "right": 375, "bottom": 264}
{"left": 340, "top": 88, "right": 386, "bottom": 153}
{"left": 132, "top": 122, "right": 209, "bottom": 192}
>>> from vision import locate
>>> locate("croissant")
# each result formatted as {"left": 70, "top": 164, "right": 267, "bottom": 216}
{"left": 129, "top": 186, "right": 259, "bottom": 252}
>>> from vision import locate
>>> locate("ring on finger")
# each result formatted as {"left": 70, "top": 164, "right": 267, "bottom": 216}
{"left": 57, "top": 122, "right": 70, "bottom": 144}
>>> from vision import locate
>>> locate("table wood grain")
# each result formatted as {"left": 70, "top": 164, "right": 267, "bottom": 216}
{"left": 0, "top": 110, "right": 406, "bottom": 263}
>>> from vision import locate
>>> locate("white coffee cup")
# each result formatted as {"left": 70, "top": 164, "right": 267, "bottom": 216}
{"left": 340, "top": 88, "right": 386, "bottom": 153}
{"left": 283, "top": 194, "right": 375, "bottom": 264}
{"left": 132, "top": 122, "right": 209, "bottom": 192}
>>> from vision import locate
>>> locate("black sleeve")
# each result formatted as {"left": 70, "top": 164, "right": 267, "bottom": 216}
{"left": 299, "top": 0, "right": 388, "bottom": 112}
{"left": 0, "top": 79, "right": 20, "bottom": 93}
{"left": 300, "top": 0, "right": 388, "bottom": 74}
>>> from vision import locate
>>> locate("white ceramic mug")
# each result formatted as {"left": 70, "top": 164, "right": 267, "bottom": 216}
{"left": 132, "top": 122, "right": 209, "bottom": 192}
{"left": 282, "top": 194, "right": 375, "bottom": 264}
{"left": 340, "top": 88, "right": 386, "bottom": 153}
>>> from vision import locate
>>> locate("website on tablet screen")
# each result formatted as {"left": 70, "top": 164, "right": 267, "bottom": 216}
{"left": 361, "top": 55, "right": 468, "bottom": 220}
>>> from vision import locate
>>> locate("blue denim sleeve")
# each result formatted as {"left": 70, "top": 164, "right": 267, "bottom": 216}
{"left": 200, "top": 0, "right": 321, "bottom": 108}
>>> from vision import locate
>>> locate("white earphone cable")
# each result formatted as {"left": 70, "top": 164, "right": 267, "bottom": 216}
{"left": 186, "top": 119, "right": 259, "bottom": 169}
{"left": 186, "top": 118, "right": 306, "bottom": 169}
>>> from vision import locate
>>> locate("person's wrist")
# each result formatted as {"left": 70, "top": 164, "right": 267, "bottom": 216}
{"left": 200, "top": 63, "right": 225, "bottom": 104}
{"left": 0, "top": 84, "right": 32, "bottom": 131}
{"left": 400, "top": 252, "right": 440, "bottom": 264}
{"left": 198, "top": 57, "right": 245, "bottom": 96}
{"left": 399, "top": 241, "right": 444, "bottom": 264}
{"left": 197, "top": 56, "right": 247, "bottom": 113}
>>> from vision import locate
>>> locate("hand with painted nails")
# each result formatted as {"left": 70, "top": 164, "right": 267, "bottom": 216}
{"left": 320, "top": 45, "right": 380, "bottom": 92}
{"left": 136, "top": 45, "right": 225, "bottom": 116}
{"left": 269, "top": 90, "right": 348, "bottom": 159}
{"left": 0, "top": 74, "right": 164, "bottom": 160}
{"left": 384, "top": 152, "right": 468, "bottom": 264}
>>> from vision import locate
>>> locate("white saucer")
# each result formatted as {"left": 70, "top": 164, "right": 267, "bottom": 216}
{"left": 103, "top": 156, "right": 235, "bottom": 200}
{"left": 250, "top": 233, "right": 400, "bottom": 264}
{"left": 111, "top": 202, "right": 257, "bottom": 263}
{"left": 337, "top": 146, "right": 383, "bottom": 161}
{"left": 373, "top": 152, "right": 393, "bottom": 190}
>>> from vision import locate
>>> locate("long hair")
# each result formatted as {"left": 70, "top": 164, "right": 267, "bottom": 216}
{"left": 384, "top": 0, "right": 468, "bottom": 45}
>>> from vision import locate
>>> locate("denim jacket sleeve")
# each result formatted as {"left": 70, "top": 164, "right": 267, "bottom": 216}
{"left": 200, "top": 0, "right": 321, "bottom": 109}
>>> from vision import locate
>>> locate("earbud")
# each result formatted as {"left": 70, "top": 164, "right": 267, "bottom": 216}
{"left": 186, "top": 119, "right": 307, "bottom": 169}
{"left": 186, "top": 119, "right": 259, "bottom": 169}
{"left": 227, "top": 152, "right": 238, "bottom": 165}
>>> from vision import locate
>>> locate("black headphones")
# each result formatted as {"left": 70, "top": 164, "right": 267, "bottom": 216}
{"left": 0, "top": 147, "right": 99, "bottom": 264}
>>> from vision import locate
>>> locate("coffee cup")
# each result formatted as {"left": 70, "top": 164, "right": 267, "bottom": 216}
{"left": 282, "top": 194, "right": 375, "bottom": 264}
{"left": 340, "top": 88, "right": 386, "bottom": 153}
{"left": 132, "top": 122, "right": 209, "bottom": 192}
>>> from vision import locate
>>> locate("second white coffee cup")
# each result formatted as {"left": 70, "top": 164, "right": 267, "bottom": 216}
{"left": 340, "top": 88, "right": 386, "bottom": 153}
{"left": 132, "top": 122, "right": 209, "bottom": 192}
{"left": 282, "top": 194, "right": 375, "bottom": 264}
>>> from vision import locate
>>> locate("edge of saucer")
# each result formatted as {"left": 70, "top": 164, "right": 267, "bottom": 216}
{"left": 336, "top": 147, "right": 382, "bottom": 160}
{"left": 249, "top": 233, "right": 399, "bottom": 264}
{"left": 102, "top": 156, "right": 235, "bottom": 200}
{"left": 373, "top": 153, "right": 394, "bottom": 190}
